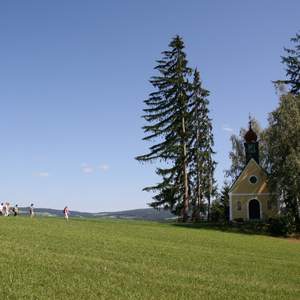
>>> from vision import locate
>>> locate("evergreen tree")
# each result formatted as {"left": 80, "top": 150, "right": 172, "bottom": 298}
{"left": 136, "top": 36, "right": 192, "bottom": 220}
{"left": 266, "top": 93, "right": 300, "bottom": 231}
{"left": 220, "top": 182, "right": 230, "bottom": 221}
{"left": 187, "top": 70, "right": 216, "bottom": 221}
{"left": 210, "top": 182, "right": 229, "bottom": 222}
{"left": 275, "top": 32, "right": 300, "bottom": 95}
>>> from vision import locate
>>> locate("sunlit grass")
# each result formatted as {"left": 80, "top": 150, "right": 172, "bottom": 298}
{"left": 0, "top": 217, "right": 299, "bottom": 299}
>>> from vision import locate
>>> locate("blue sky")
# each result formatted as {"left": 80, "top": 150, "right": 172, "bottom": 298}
{"left": 0, "top": 1, "right": 299, "bottom": 212}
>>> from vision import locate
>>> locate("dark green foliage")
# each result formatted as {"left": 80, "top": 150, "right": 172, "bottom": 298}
{"left": 233, "top": 218, "right": 244, "bottom": 223}
{"left": 220, "top": 183, "right": 230, "bottom": 220}
{"left": 268, "top": 216, "right": 294, "bottom": 236}
{"left": 189, "top": 70, "right": 216, "bottom": 221}
{"left": 136, "top": 36, "right": 192, "bottom": 219}
{"left": 275, "top": 32, "right": 300, "bottom": 95}
{"left": 136, "top": 36, "right": 215, "bottom": 221}
{"left": 211, "top": 183, "right": 230, "bottom": 222}
{"left": 210, "top": 201, "right": 224, "bottom": 222}
{"left": 266, "top": 93, "right": 300, "bottom": 231}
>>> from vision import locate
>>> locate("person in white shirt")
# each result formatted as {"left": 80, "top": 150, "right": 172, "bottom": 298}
{"left": 29, "top": 203, "right": 34, "bottom": 217}
{"left": 63, "top": 206, "right": 70, "bottom": 220}
{"left": 4, "top": 203, "right": 10, "bottom": 216}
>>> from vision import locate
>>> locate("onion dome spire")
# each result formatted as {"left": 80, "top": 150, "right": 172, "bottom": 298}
{"left": 244, "top": 118, "right": 257, "bottom": 143}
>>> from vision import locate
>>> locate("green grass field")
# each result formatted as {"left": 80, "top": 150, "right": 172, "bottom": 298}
{"left": 0, "top": 217, "right": 299, "bottom": 299}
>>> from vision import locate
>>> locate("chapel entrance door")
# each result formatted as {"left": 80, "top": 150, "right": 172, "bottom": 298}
{"left": 249, "top": 199, "right": 260, "bottom": 220}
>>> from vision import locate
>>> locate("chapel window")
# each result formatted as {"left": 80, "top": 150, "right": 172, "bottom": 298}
{"left": 237, "top": 201, "right": 242, "bottom": 211}
{"left": 249, "top": 175, "right": 258, "bottom": 184}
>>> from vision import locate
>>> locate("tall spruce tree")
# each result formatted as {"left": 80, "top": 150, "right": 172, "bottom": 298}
{"left": 275, "top": 32, "right": 300, "bottom": 95}
{"left": 189, "top": 70, "right": 216, "bottom": 221}
{"left": 136, "top": 36, "right": 192, "bottom": 220}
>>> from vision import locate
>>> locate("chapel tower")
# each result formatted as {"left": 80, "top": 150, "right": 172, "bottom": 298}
{"left": 244, "top": 120, "right": 259, "bottom": 164}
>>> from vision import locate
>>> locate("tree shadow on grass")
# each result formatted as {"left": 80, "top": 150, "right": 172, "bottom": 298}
{"left": 170, "top": 221, "right": 277, "bottom": 237}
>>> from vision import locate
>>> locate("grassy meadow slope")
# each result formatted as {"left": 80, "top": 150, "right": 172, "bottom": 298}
{"left": 0, "top": 217, "right": 299, "bottom": 299}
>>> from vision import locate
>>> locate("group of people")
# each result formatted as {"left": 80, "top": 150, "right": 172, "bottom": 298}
{"left": 0, "top": 203, "right": 35, "bottom": 217}
{"left": 0, "top": 203, "right": 70, "bottom": 220}
{"left": 0, "top": 202, "right": 20, "bottom": 216}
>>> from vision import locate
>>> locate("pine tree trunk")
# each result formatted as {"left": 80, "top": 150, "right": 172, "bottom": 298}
{"left": 195, "top": 147, "right": 202, "bottom": 221}
{"left": 207, "top": 175, "right": 212, "bottom": 222}
{"left": 196, "top": 127, "right": 202, "bottom": 221}
{"left": 182, "top": 143, "right": 189, "bottom": 221}
{"left": 197, "top": 175, "right": 203, "bottom": 220}
{"left": 181, "top": 116, "right": 189, "bottom": 221}
{"left": 207, "top": 195, "right": 211, "bottom": 222}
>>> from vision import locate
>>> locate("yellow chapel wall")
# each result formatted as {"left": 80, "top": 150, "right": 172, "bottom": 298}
{"left": 230, "top": 159, "right": 269, "bottom": 195}
{"left": 230, "top": 159, "right": 279, "bottom": 221}
{"left": 231, "top": 194, "right": 278, "bottom": 220}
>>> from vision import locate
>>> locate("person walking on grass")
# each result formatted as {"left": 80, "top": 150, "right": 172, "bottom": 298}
{"left": 63, "top": 206, "right": 69, "bottom": 221}
{"left": 14, "top": 205, "right": 19, "bottom": 216}
{"left": 4, "top": 203, "right": 10, "bottom": 216}
{"left": 2, "top": 203, "right": 6, "bottom": 216}
{"left": 29, "top": 203, "right": 34, "bottom": 218}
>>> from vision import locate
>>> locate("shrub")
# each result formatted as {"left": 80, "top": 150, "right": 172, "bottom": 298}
{"left": 268, "top": 216, "right": 293, "bottom": 236}
{"left": 233, "top": 218, "right": 244, "bottom": 223}
{"left": 210, "top": 201, "right": 224, "bottom": 222}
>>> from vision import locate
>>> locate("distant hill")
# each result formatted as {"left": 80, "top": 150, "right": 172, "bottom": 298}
{"left": 19, "top": 207, "right": 175, "bottom": 221}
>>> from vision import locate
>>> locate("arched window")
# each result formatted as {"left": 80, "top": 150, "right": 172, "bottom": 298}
{"left": 237, "top": 201, "right": 242, "bottom": 211}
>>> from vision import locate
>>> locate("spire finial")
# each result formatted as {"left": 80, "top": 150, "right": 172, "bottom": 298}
{"left": 248, "top": 113, "right": 252, "bottom": 130}
{"left": 244, "top": 114, "right": 257, "bottom": 143}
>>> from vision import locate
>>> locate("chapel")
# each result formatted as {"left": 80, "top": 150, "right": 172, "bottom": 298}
{"left": 229, "top": 121, "right": 279, "bottom": 221}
